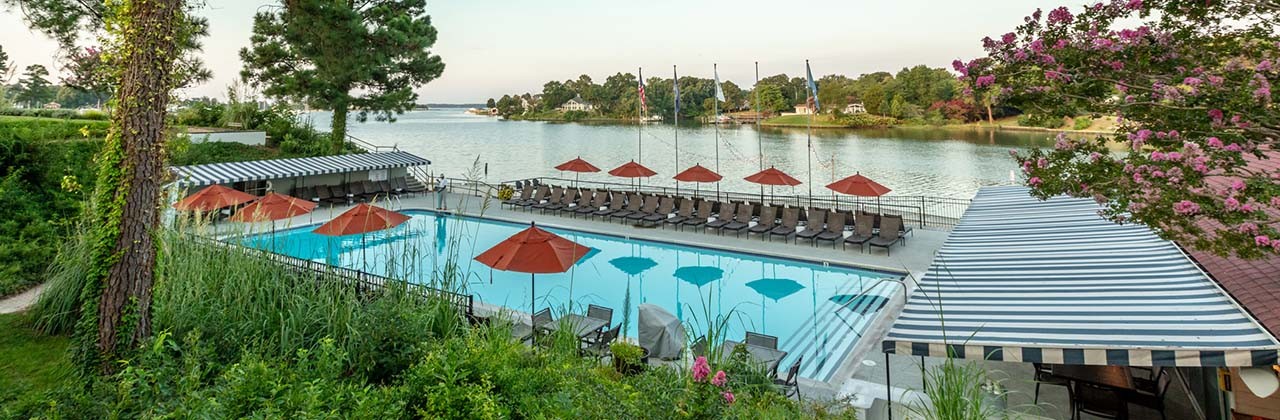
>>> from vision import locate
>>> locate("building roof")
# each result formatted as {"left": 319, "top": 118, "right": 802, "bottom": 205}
{"left": 170, "top": 151, "right": 430, "bottom": 188}
{"left": 882, "top": 186, "right": 1279, "bottom": 367}
{"left": 564, "top": 95, "right": 590, "bottom": 106}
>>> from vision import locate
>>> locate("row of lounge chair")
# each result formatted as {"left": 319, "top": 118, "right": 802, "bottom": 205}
{"left": 501, "top": 185, "right": 913, "bottom": 255}
{"left": 299, "top": 177, "right": 424, "bottom": 205}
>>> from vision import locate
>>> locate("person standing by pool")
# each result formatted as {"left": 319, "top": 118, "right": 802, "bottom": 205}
{"left": 436, "top": 176, "right": 449, "bottom": 210}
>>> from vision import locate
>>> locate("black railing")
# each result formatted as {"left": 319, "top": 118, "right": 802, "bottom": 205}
{"left": 502, "top": 176, "right": 971, "bottom": 230}
{"left": 346, "top": 134, "right": 399, "bottom": 153}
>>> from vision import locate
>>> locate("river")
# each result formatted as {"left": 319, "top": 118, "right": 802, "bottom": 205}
{"left": 305, "top": 108, "right": 1064, "bottom": 199}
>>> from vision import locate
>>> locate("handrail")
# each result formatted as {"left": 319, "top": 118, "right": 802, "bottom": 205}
{"left": 346, "top": 134, "right": 399, "bottom": 153}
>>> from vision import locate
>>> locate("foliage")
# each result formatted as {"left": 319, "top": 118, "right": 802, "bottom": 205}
{"left": 562, "top": 110, "right": 588, "bottom": 122}
{"left": 0, "top": 115, "right": 111, "bottom": 140}
{"left": 240, "top": 0, "right": 446, "bottom": 153}
{"left": 961, "top": 0, "right": 1280, "bottom": 257}
{"left": 0, "top": 108, "right": 110, "bottom": 120}
{"left": 1072, "top": 116, "right": 1094, "bottom": 130}
{"left": 751, "top": 84, "right": 790, "bottom": 113}
{"left": 905, "top": 357, "right": 1000, "bottom": 420}
{"left": 59, "top": 46, "right": 113, "bottom": 108}
{"left": 1016, "top": 113, "right": 1066, "bottom": 129}
{"left": 610, "top": 341, "right": 645, "bottom": 364}
{"left": 0, "top": 44, "right": 13, "bottom": 83}
{"left": 14, "top": 64, "right": 53, "bottom": 108}
{"left": 0, "top": 313, "right": 72, "bottom": 413}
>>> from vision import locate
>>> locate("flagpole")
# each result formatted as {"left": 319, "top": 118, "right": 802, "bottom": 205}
{"left": 806, "top": 60, "right": 815, "bottom": 208}
{"left": 755, "top": 61, "right": 763, "bottom": 203}
{"left": 638, "top": 67, "right": 643, "bottom": 164}
{"left": 673, "top": 65, "right": 680, "bottom": 198}
{"left": 713, "top": 63, "right": 721, "bottom": 202}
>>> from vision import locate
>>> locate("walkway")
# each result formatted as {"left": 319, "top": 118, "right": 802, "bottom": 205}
{"left": 0, "top": 283, "right": 45, "bottom": 314}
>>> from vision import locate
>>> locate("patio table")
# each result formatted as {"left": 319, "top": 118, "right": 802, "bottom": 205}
{"left": 544, "top": 314, "right": 608, "bottom": 340}
{"left": 1050, "top": 364, "right": 1135, "bottom": 390}
{"left": 722, "top": 340, "right": 787, "bottom": 375}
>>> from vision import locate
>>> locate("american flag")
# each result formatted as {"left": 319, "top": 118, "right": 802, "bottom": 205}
{"left": 637, "top": 68, "right": 647, "bottom": 110}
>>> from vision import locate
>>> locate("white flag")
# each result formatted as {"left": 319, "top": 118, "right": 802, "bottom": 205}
{"left": 714, "top": 66, "right": 726, "bottom": 102}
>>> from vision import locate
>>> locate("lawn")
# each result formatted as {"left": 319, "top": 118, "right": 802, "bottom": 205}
{"left": 0, "top": 313, "right": 71, "bottom": 407}
{"left": 761, "top": 114, "right": 849, "bottom": 127}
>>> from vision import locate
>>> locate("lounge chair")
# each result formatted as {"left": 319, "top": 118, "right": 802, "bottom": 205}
{"left": 504, "top": 185, "right": 534, "bottom": 209}
{"left": 748, "top": 206, "right": 779, "bottom": 237}
{"left": 609, "top": 193, "right": 645, "bottom": 221}
{"left": 328, "top": 185, "right": 349, "bottom": 204}
{"left": 843, "top": 213, "right": 876, "bottom": 252}
{"left": 679, "top": 200, "right": 714, "bottom": 231}
{"left": 794, "top": 209, "right": 827, "bottom": 243}
{"left": 720, "top": 203, "right": 754, "bottom": 236}
{"left": 705, "top": 202, "right": 738, "bottom": 231}
{"left": 814, "top": 212, "right": 848, "bottom": 248}
{"left": 559, "top": 189, "right": 593, "bottom": 215}
{"left": 745, "top": 332, "right": 779, "bottom": 349}
{"left": 531, "top": 186, "right": 564, "bottom": 212}
{"left": 518, "top": 185, "right": 550, "bottom": 211}
{"left": 546, "top": 188, "right": 579, "bottom": 213}
{"left": 868, "top": 215, "right": 904, "bottom": 255}
{"left": 642, "top": 196, "right": 676, "bottom": 224}
{"left": 364, "top": 181, "right": 383, "bottom": 200}
{"left": 592, "top": 191, "right": 627, "bottom": 219}
{"left": 391, "top": 177, "right": 407, "bottom": 194}
{"left": 774, "top": 356, "right": 803, "bottom": 399}
{"left": 300, "top": 186, "right": 319, "bottom": 203}
{"left": 663, "top": 198, "right": 695, "bottom": 228}
{"left": 768, "top": 207, "right": 801, "bottom": 241}
{"left": 378, "top": 180, "right": 396, "bottom": 197}
{"left": 625, "top": 195, "right": 660, "bottom": 222}
{"left": 573, "top": 190, "right": 608, "bottom": 217}
{"left": 882, "top": 214, "right": 914, "bottom": 242}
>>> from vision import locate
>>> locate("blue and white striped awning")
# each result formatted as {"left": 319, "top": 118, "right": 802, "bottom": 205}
{"left": 170, "top": 151, "right": 429, "bottom": 188}
{"left": 882, "top": 186, "right": 1280, "bottom": 367}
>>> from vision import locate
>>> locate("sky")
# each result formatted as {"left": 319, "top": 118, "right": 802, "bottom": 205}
{"left": 1, "top": 0, "right": 1067, "bottom": 103}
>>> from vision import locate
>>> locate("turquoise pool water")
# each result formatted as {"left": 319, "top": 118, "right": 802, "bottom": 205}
{"left": 241, "top": 210, "right": 901, "bottom": 380}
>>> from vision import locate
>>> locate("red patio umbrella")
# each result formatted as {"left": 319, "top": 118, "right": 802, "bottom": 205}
{"left": 312, "top": 203, "right": 410, "bottom": 236}
{"left": 173, "top": 184, "right": 257, "bottom": 212}
{"left": 474, "top": 222, "right": 592, "bottom": 314}
{"left": 744, "top": 166, "right": 803, "bottom": 204}
{"left": 673, "top": 164, "right": 722, "bottom": 197}
{"left": 555, "top": 156, "right": 601, "bottom": 187}
{"left": 826, "top": 173, "right": 892, "bottom": 212}
{"left": 229, "top": 192, "right": 318, "bottom": 222}
{"left": 609, "top": 160, "right": 657, "bottom": 191}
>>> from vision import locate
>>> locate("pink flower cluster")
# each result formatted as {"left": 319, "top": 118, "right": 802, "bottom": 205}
{"left": 692, "top": 356, "right": 711, "bottom": 382}
{"left": 1173, "top": 200, "right": 1200, "bottom": 215}
{"left": 975, "top": 75, "right": 996, "bottom": 88}
{"left": 1048, "top": 7, "right": 1074, "bottom": 25}
{"left": 691, "top": 356, "right": 735, "bottom": 404}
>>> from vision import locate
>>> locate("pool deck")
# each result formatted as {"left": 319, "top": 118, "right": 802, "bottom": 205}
{"left": 207, "top": 190, "right": 949, "bottom": 404}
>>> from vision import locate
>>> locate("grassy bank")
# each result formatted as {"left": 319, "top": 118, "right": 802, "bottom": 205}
{"left": 762, "top": 113, "right": 898, "bottom": 128}
{"left": 0, "top": 313, "right": 72, "bottom": 408}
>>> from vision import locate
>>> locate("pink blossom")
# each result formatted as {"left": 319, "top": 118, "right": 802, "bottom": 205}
{"left": 1208, "top": 109, "right": 1223, "bottom": 122}
{"left": 1032, "top": 8, "right": 1043, "bottom": 21}
{"left": 1225, "top": 197, "right": 1241, "bottom": 211}
{"left": 1207, "top": 137, "right": 1223, "bottom": 148}
{"left": 975, "top": 75, "right": 996, "bottom": 88}
{"left": 1256, "top": 236, "right": 1272, "bottom": 247}
{"left": 1125, "top": 0, "right": 1142, "bottom": 9}
{"left": 1109, "top": 61, "right": 1125, "bottom": 71}
{"left": 1089, "top": 152, "right": 1102, "bottom": 162}
{"left": 1028, "top": 177, "right": 1042, "bottom": 186}
{"left": 1029, "top": 39, "right": 1046, "bottom": 53}
{"left": 1054, "top": 39, "right": 1069, "bottom": 49}
{"left": 1259, "top": 59, "right": 1273, "bottom": 72}
{"left": 1255, "top": 86, "right": 1272, "bottom": 102}
{"left": 1001, "top": 32, "right": 1017, "bottom": 44}
{"left": 712, "top": 370, "right": 727, "bottom": 387}
{"left": 1013, "top": 49, "right": 1029, "bottom": 61}
{"left": 1271, "top": 197, "right": 1280, "bottom": 207}
{"left": 1231, "top": 180, "right": 1246, "bottom": 191}
{"left": 1151, "top": 170, "right": 1165, "bottom": 178}
{"left": 1173, "top": 200, "right": 1200, "bottom": 215}
{"left": 1241, "top": 203, "right": 1257, "bottom": 213}
{"left": 952, "top": 60, "right": 968, "bottom": 76}
{"left": 1092, "top": 38, "right": 1114, "bottom": 50}
{"left": 1207, "top": 75, "right": 1224, "bottom": 86}
{"left": 1048, "top": 7, "right": 1074, "bottom": 25}
{"left": 1238, "top": 223, "right": 1260, "bottom": 235}
{"left": 1037, "top": 157, "right": 1048, "bottom": 168}
{"left": 692, "top": 356, "right": 711, "bottom": 382}
{"left": 1225, "top": 143, "right": 1243, "bottom": 152}
{"left": 1150, "top": 151, "right": 1166, "bottom": 161}
{"left": 1183, "top": 77, "right": 1202, "bottom": 86}
{"left": 1166, "top": 151, "right": 1182, "bottom": 161}
{"left": 722, "top": 391, "right": 736, "bottom": 404}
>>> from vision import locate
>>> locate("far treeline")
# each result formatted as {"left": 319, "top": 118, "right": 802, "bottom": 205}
{"left": 489, "top": 65, "right": 1012, "bottom": 124}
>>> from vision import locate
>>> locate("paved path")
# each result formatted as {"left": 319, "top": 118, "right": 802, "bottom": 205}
{"left": 0, "top": 283, "right": 46, "bottom": 314}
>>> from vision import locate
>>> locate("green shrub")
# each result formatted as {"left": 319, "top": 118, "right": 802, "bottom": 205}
{"left": 562, "top": 110, "right": 588, "bottom": 121}
{"left": 0, "top": 116, "right": 111, "bottom": 141}
{"left": 0, "top": 108, "right": 110, "bottom": 120}
{"left": 836, "top": 113, "right": 898, "bottom": 128}
{"left": 1016, "top": 113, "right": 1066, "bottom": 129}
{"left": 1072, "top": 116, "right": 1094, "bottom": 130}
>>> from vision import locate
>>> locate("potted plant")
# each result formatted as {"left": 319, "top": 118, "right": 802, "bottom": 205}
{"left": 610, "top": 341, "right": 648, "bottom": 375}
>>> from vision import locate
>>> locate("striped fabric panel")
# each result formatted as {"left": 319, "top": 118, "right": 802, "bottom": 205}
{"left": 881, "top": 186, "right": 1280, "bottom": 367}
{"left": 170, "top": 151, "right": 430, "bottom": 187}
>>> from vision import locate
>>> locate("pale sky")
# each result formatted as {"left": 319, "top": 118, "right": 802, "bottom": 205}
{"left": 1, "top": 0, "right": 1066, "bottom": 103}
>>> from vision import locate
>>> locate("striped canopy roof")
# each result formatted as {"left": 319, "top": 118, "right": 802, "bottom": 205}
{"left": 170, "top": 151, "right": 429, "bottom": 188}
{"left": 882, "top": 186, "right": 1279, "bottom": 367}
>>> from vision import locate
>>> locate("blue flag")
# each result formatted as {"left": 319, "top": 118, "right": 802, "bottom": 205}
{"left": 673, "top": 66, "right": 680, "bottom": 116}
{"left": 805, "top": 60, "right": 820, "bottom": 112}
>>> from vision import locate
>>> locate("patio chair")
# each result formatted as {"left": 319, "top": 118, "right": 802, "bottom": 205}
{"left": 610, "top": 192, "right": 646, "bottom": 221}
{"left": 328, "top": 185, "right": 349, "bottom": 204}
{"left": 529, "top": 307, "right": 556, "bottom": 346}
{"left": 663, "top": 198, "right": 695, "bottom": 228}
{"left": 1033, "top": 363, "right": 1072, "bottom": 405}
{"left": 773, "top": 356, "right": 803, "bottom": 400}
{"left": 532, "top": 186, "right": 565, "bottom": 212}
{"left": 592, "top": 191, "right": 627, "bottom": 219}
{"left": 794, "top": 209, "right": 827, "bottom": 243}
{"left": 1126, "top": 367, "right": 1171, "bottom": 420}
{"left": 511, "top": 308, "right": 555, "bottom": 344}
{"left": 642, "top": 196, "right": 677, "bottom": 224}
{"left": 679, "top": 200, "right": 714, "bottom": 231}
{"left": 504, "top": 184, "right": 534, "bottom": 209}
{"left": 843, "top": 213, "right": 876, "bottom": 252}
{"left": 745, "top": 332, "right": 779, "bottom": 349}
{"left": 769, "top": 207, "right": 801, "bottom": 241}
{"left": 625, "top": 195, "right": 661, "bottom": 222}
{"left": 1073, "top": 382, "right": 1128, "bottom": 420}
{"left": 581, "top": 325, "right": 621, "bottom": 361}
{"left": 882, "top": 214, "right": 914, "bottom": 243}
{"left": 720, "top": 203, "right": 754, "bottom": 236}
{"left": 518, "top": 185, "right": 550, "bottom": 211}
{"left": 391, "top": 177, "right": 407, "bottom": 194}
{"left": 559, "top": 189, "right": 593, "bottom": 215}
{"left": 691, "top": 335, "right": 708, "bottom": 357}
{"left": 705, "top": 202, "right": 738, "bottom": 230}
{"left": 360, "top": 181, "right": 380, "bottom": 201}
{"left": 868, "top": 216, "right": 904, "bottom": 255}
{"left": 748, "top": 206, "right": 779, "bottom": 237}
{"left": 544, "top": 188, "right": 579, "bottom": 213}
{"left": 587, "top": 304, "right": 614, "bottom": 331}
{"left": 814, "top": 212, "right": 848, "bottom": 248}
{"left": 300, "top": 186, "right": 319, "bottom": 203}
{"left": 378, "top": 180, "right": 396, "bottom": 197}
{"left": 573, "top": 190, "right": 609, "bottom": 217}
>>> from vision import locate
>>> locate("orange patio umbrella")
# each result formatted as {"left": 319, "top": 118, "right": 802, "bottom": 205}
{"left": 826, "top": 173, "right": 892, "bottom": 212}
{"left": 555, "top": 156, "right": 601, "bottom": 187}
{"left": 744, "top": 166, "right": 803, "bottom": 203}
{"left": 173, "top": 184, "right": 257, "bottom": 212}
{"left": 674, "top": 164, "right": 722, "bottom": 197}
{"left": 474, "top": 221, "right": 592, "bottom": 314}
{"left": 609, "top": 160, "right": 657, "bottom": 191}
{"left": 229, "top": 192, "right": 318, "bottom": 222}
{"left": 313, "top": 203, "right": 410, "bottom": 236}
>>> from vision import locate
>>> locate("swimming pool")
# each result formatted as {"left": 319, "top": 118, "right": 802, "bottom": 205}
{"left": 241, "top": 209, "right": 901, "bottom": 380}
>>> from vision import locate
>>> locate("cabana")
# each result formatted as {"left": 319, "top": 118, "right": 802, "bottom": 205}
{"left": 879, "top": 186, "right": 1279, "bottom": 418}
{"left": 170, "top": 151, "right": 430, "bottom": 196}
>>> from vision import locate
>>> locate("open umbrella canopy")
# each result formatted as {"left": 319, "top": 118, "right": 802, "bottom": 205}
{"left": 609, "top": 160, "right": 658, "bottom": 178}
{"left": 313, "top": 203, "right": 410, "bottom": 236}
{"left": 826, "top": 173, "right": 892, "bottom": 197}
{"left": 674, "top": 266, "right": 724, "bottom": 287}
{"left": 474, "top": 222, "right": 592, "bottom": 274}
{"left": 609, "top": 256, "right": 658, "bottom": 276}
{"left": 829, "top": 294, "right": 890, "bottom": 315}
{"left": 555, "top": 156, "right": 601, "bottom": 173}
{"left": 744, "top": 166, "right": 802, "bottom": 186}
{"left": 173, "top": 184, "right": 257, "bottom": 212}
{"left": 230, "top": 192, "right": 318, "bottom": 222}
{"left": 673, "top": 164, "right": 723, "bottom": 183}
{"left": 745, "top": 278, "right": 805, "bottom": 301}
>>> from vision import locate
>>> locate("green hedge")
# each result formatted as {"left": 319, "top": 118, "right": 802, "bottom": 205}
{"left": 0, "top": 116, "right": 111, "bottom": 141}
{"left": 0, "top": 108, "right": 110, "bottom": 120}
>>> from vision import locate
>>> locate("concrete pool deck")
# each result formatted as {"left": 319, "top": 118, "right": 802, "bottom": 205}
{"left": 201, "top": 189, "right": 948, "bottom": 405}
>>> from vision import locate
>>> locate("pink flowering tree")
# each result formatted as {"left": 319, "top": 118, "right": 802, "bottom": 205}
{"left": 959, "top": 0, "right": 1280, "bottom": 257}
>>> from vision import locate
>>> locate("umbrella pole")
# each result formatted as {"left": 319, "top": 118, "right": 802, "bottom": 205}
{"left": 530, "top": 273, "right": 536, "bottom": 315}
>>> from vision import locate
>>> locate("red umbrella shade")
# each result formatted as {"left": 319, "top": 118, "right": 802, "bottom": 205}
{"left": 230, "top": 192, "right": 319, "bottom": 222}
{"left": 554, "top": 157, "right": 601, "bottom": 173}
{"left": 474, "top": 223, "right": 592, "bottom": 274}
{"left": 312, "top": 203, "right": 410, "bottom": 236}
{"left": 826, "top": 173, "right": 892, "bottom": 197}
{"left": 744, "top": 166, "right": 802, "bottom": 186}
{"left": 173, "top": 184, "right": 257, "bottom": 212}
{"left": 608, "top": 160, "right": 658, "bottom": 178}
{"left": 673, "top": 164, "right": 723, "bottom": 183}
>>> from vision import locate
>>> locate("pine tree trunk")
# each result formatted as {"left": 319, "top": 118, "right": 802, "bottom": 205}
{"left": 90, "top": 0, "right": 184, "bottom": 368}
{"left": 986, "top": 101, "right": 994, "bottom": 124}
{"left": 331, "top": 103, "right": 348, "bottom": 154}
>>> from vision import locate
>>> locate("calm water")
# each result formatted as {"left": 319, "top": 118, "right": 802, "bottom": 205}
{"left": 305, "top": 109, "right": 1063, "bottom": 199}
{"left": 243, "top": 210, "right": 901, "bottom": 380}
